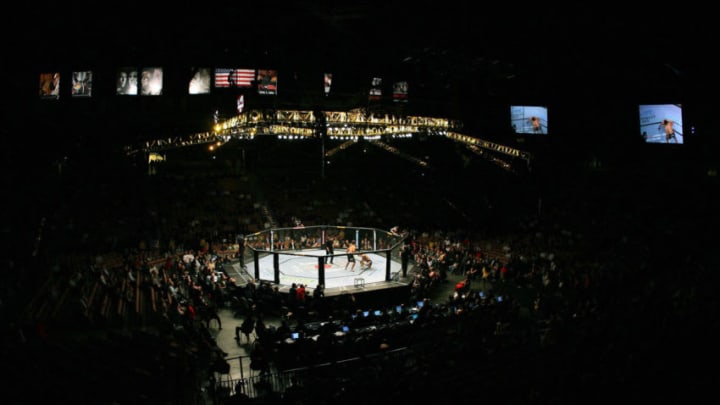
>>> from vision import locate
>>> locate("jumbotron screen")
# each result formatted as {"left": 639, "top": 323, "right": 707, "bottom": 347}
{"left": 510, "top": 105, "right": 548, "bottom": 135}
{"left": 638, "top": 104, "right": 683, "bottom": 144}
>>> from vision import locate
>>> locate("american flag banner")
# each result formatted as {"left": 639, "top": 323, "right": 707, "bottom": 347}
{"left": 215, "top": 68, "right": 256, "bottom": 88}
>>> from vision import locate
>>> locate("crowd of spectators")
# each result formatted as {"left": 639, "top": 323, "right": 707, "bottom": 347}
{"left": 2, "top": 137, "right": 718, "bottom": 403}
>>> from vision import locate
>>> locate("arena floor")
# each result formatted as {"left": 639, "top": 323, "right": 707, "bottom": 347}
{"left": 248, "top": 248, "right": 401, "bottom": 289}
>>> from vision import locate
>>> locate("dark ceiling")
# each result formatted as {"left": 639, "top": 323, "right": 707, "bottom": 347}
{"left": 13, "top": 3, "right": 712, "bottom": 92}
{"left": 3, "top": 2, "right": 716, "bottom": 149}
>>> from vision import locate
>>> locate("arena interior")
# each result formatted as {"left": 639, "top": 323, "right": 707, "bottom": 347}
{"left": 2, "top": 4, "right": 719, "bottom": 404}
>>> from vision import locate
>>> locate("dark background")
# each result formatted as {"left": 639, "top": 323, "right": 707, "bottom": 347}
{"left": 4, "top": 3, "right": 717, "bottom": 229}
{"left": 2, "top": 5, "right": 719, "bottom": 403}
{"left": 4, "top": 2, "right": 716, "bottom": 148}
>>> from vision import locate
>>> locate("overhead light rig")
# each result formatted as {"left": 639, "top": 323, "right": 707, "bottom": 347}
{"left": 445, "top": 132, "right": 532, "bottom": 166}
{"left": 125, "top": 108, "right": 532, "bottom": 170}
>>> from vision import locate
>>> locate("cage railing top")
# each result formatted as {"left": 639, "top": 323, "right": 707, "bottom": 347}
{"left": 244, "top": 225, "right": 405, "bottom": 256}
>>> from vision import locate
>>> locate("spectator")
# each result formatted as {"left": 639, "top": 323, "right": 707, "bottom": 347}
{"left": 236, "top": 314, "right": 255, "bottom": 343}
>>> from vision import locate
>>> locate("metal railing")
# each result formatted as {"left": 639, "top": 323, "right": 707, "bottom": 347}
{"left": 214, "top": 347, "right": 411, "bottom": 401}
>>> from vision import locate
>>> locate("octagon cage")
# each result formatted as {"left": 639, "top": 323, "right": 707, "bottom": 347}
{"left": 244, "top": 225, "right": 406, "bottom": 289}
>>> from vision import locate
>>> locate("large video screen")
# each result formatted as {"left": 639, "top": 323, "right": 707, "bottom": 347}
{"left": 189, "top": 67, "right": 211, "bottom": 95}
{"left": 140, "top": 67, "right": 163, "bottom": 95}
{"left": 257, "top": 69, "right": 278, "bottom": 95}
{"left": 116, "top": 67, "right": 138, "bottom": 95}
{"left": 369, "top": 77, "right": 382, "bottom": 101}
{"left": 39, "top": 72, "right": 60, "bottom": 99}
{"left": 71, "top": 71, "right": 92, "bottom": 97}
{"left": 510, "top": 105, "right": 548, "bottom": 135}
{"left": 638, "top": 104, "right": 683, "bottom": 144}
{"left": 393, "top": 81, "right": 408, "bottom": 103}
{"left": 324, "top": 73, "right": 332, "bottom": 96}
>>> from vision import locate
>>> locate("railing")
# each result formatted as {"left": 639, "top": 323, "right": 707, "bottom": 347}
{"left": 243, "top": 225, "right": 406, "bottom": 287}
{"left": 214, "top": 347, "right": 411, "bottom": 401}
